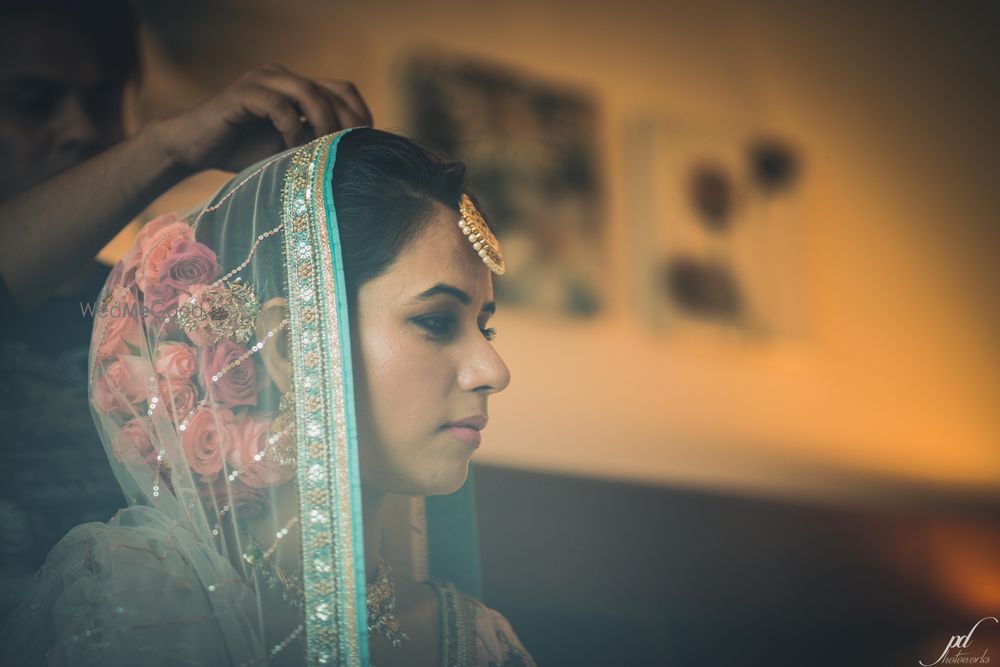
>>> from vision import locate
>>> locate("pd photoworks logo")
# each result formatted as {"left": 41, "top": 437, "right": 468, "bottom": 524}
{"left": 920, "top": 617, "right": 998, "bottom": 666}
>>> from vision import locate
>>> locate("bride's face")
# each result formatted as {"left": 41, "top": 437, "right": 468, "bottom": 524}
{"left": 351, "top": 202, "right": 511, "bottom": 496}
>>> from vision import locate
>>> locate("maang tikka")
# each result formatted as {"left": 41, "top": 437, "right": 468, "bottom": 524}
{"left": 457, "top": 193, "right": 505, "bottom": 275}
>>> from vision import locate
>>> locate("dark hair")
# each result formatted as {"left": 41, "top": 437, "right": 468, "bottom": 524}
{"left": 332, "top": 128, "right": 495, "bottom": 304}
{"left": 1, "top": 0, "right": 141, "bottom": 83}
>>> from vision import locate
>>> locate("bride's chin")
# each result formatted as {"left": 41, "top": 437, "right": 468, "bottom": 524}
{"left": 420, "top": 459, "right": 471, "bottom": 497}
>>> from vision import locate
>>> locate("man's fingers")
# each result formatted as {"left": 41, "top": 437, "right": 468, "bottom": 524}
{"left": 224, "top": 68, "right": 372, "bottom": 152}
{"left": 318, "top": 80, "right": 373, "bottom": 126}
{"left": 325, "top": 88, "right": 368, "bottom": 129}
{"left": 242, "top": 85, "right": 304, "bottom": 148}
{"left": 257, "top": 71, "right": 338, "bottom": 137}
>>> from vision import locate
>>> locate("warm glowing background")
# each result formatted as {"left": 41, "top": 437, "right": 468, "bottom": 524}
{"left": 111, "top": 0, "right": 999, "bottom": 503}
{"left": 105, "top": 1, "right": 999, "bottom": 664}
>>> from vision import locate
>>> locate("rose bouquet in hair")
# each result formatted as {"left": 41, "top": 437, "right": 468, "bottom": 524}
{"left": 93, "top": 213, "right": 292, "bottom": 518}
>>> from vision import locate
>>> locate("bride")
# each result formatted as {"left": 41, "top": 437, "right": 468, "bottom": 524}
{"left": 1, "top": 127, "right": 536, "bottom": 666}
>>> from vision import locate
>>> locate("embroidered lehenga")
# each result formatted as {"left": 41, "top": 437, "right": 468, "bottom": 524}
{"left": 0, "top": 129, "right": 536, "bottom": 666}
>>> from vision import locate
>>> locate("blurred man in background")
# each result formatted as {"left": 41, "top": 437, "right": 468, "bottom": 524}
{"left": 0, "top": 0, "right": 370, "bottom": 626}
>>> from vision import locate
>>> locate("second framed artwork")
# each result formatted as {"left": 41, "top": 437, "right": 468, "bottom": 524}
{"left": 624, "top": 117, "right": 810, "bottom": 340}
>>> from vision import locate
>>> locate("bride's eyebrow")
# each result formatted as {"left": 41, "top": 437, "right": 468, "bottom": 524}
{"left": 410, "top": 282, "right": 496, "bottom": 313}
{"left": 414, "top": 283, "right": 468, "bottom": 303}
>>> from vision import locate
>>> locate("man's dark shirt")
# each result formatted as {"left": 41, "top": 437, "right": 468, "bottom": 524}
{"left": 0, "top": 265, "right": 125, "bottom": 627}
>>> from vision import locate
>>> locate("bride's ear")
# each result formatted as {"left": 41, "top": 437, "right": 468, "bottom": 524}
{"left": 257, "top": 297, "right": 292, "bottom": 394}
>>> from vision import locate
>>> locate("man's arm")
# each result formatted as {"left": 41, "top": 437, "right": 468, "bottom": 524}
{"left": 0, "top": 65, "right": 371, "bottom": 311}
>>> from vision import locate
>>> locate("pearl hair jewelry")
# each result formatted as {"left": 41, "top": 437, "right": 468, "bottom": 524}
{"left": 458, "top": 193, "right": 505, "bottom": 275}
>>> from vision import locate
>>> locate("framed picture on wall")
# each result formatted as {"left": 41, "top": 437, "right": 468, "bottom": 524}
{"left": 400, "top": 52, "right": 605, "bottom": 318}
{"left": 624, "top": 116, "right": 809, "bottom": 339}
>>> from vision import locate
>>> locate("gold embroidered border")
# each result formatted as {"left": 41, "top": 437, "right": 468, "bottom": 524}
{"left": 311, "top": 133, "right": 362, "bottom": 665}
{"left": 281, "top": 133, "right": 362, "bottom": 665}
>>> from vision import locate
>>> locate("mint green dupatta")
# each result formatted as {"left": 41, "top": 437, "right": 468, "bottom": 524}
{"left": 282, "top": 130, "right": 490, "bottom": 665}
{"left": 280, "top": 130, "right": 369, "bottom": 665}
{"left": 281, "top": 129, "right": 485, "bottom": 663}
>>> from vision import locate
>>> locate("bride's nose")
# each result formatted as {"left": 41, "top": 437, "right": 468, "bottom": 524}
{"left": 458, "top": 337, "right": 511, "bottom": 394}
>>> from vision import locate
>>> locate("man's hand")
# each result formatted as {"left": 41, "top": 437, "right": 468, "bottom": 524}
{"left": 154, "top": 64, "right": 373, "bottom": 174}
{"left": 0, "top": 64, "right": 372, "bottom": 310}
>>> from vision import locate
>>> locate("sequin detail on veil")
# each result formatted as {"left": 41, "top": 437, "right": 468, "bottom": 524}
{"left": 281, "top": 133, "right": 365, "bottom": 665}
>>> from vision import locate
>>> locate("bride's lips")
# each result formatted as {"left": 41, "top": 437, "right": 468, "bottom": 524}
{"left": 441, "top": 415, "right": 487, "bottom": 448}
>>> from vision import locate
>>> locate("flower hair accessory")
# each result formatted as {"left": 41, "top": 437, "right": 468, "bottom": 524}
{"left": 176, "top": 280, "right": 260, "bottom": 344}
{"left": 458, "top": 193, "right": 505, "bottom": 275}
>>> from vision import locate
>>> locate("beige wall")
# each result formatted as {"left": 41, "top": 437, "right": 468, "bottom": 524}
{"left": 119, "top": 0, "right": 999, "bottom": 507}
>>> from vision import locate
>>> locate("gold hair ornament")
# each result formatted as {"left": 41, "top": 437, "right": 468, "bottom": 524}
{"left": 175, "top": 280, "right": 260, "bottom": 344}
{"left": 458, "top": 193, "right": 505, "bottom": 275}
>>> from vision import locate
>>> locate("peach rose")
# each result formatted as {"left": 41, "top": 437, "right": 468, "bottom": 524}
{"left": 154, "top": 342, "right": 197, "bottom": 381}
{"left": 161, "top": 240, "right": 220, "bottom": 292}
{"left": 120, "top": 212, "right": 181, "bottom": 289}
{"left": 111, "top": 418, "right": 154, "bottom": 465}
{"left": 135, "top": 212, "right": 182, "bottom": 253}
{"left": 181, "top": 407, "right": 234, "bottom": 482}
{"left": 158, "top": 378, "right": 197, "bottom": 422}
{"left": 93, "top": 373, "right": 126, "bottom": 416}
{"left": 199, "top": 340, "right": 258, "bottom": 408}
{"left": 92, "top": 355, "right": 154, "bottom": 416}
{"left": 96, "top": 293, "right": 142, "bottom": 360}
{"left": 136, "top": 220, "right": 194, "bottom": 294}
{"left": 142, "top": 281, "right": 181, "bottom": 325}
{"left": 226, "top": 414, "right": 294, "bottom": 488}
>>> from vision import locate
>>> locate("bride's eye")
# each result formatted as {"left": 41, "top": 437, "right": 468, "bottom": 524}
{"left": 414, "top": 314, "right": 498, "bottom": 342}
{"left": 415, "top": 314, "right": 456, "bottom": 339}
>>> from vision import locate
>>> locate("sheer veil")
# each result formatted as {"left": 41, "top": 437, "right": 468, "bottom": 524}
{"left": 3, "top": 130, "right": 372, "bottom": 665}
